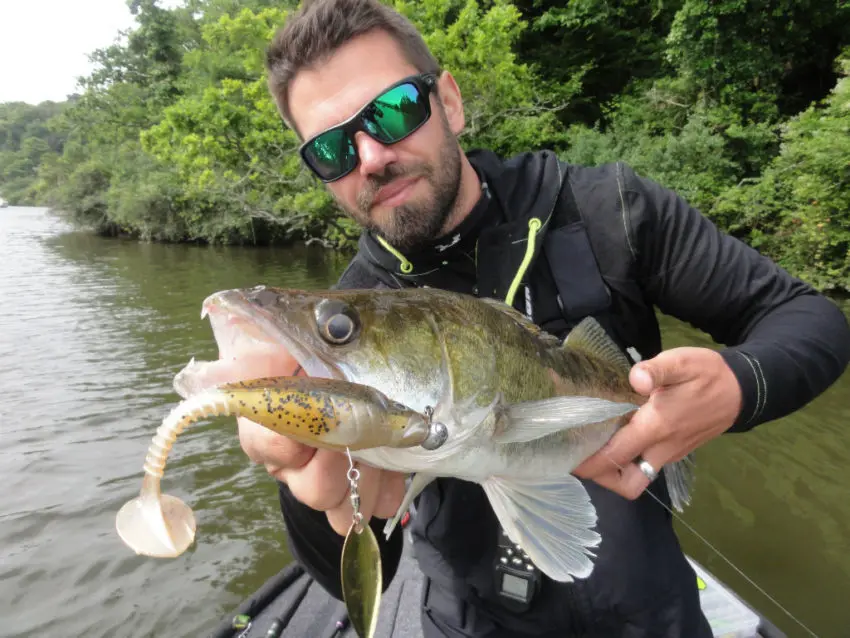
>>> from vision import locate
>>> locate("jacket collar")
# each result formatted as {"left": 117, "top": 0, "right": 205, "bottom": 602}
{"left": 356, "top": 149, "right": 564, "bottom": 294}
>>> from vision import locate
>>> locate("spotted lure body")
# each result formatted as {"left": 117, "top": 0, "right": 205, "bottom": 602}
{"left": 115, "top": 376, "right": 430, "bottom": 559}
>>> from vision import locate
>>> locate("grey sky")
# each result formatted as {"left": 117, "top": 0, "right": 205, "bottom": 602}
{"left": 0, "top": 1, "right": 143, "bottom": 105}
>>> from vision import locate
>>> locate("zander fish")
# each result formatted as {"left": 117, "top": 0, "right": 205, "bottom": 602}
{"left": 173, "top": 285, "right": 695, "bottom": 584}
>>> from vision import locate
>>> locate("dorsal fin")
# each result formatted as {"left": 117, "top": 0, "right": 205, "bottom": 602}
{"left": 564, "top": 317, "right": 632, "bottom": 372}
{"left": 478, "top": 297, "right": 561, "bottom": 346}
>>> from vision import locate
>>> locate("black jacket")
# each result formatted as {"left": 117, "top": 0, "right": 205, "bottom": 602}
{"left": 276, "top": 149, "right": 850, "bottom": 637}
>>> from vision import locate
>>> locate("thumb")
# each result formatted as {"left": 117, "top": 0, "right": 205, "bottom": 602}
{"left": 629, "top": 348, "right": 695, "bottom": 395}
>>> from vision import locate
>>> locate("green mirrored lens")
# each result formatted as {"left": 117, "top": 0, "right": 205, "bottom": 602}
{"left": 302, "top": 78, "right": 430, "bottom": 181}
{"left": 363, "top": 83, "right": 428, "bottom": 143}
{"left": 304, "top": 129, "right": 357, "bottom": 179}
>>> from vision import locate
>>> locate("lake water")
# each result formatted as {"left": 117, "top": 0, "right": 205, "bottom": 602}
{"left": 1, "top": 207, "right": 848, "bottom": 637}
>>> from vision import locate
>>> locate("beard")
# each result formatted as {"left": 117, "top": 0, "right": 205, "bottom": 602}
{"left": 342, "top": 114, "right": 463, "bottom": 252}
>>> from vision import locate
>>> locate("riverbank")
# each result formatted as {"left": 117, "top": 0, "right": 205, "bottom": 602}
{"left": 40, "top": 203, "right": 850, "bottom": 303}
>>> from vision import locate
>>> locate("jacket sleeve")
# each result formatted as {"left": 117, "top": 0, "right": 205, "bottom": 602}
{"left": 620, "top": 163, "right": 850, "bottom": 431}
{"left": 273, "top": 252, "right": 404, "bottom": 600}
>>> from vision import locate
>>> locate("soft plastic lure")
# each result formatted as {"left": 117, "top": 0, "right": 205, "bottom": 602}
{"left": 115, "top": 376, "right": 431, "bottom": 559}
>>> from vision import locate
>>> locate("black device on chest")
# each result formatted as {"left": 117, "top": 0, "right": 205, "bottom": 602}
{"left": 493, "top": 529, "right": 542, "bottom": 612}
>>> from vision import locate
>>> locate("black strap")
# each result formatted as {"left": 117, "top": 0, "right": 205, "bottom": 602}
{"left": 551, "top": 166, "right": 583, "bottom": 228}
{"left": 542, "top": 167, "right": 612, "bottom": 322}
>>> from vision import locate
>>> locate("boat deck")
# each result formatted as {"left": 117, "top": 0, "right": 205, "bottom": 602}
{"left": 211, "top": 537, "right": 424, "bottom": 638}
{"left": 211, "top": 533, "right": 786, "bottom": 638}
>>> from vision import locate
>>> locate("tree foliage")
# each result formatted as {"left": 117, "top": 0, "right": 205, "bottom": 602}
{"left": 0, "top": 100, "right": 67, "bottom": 204}
{"left": 712, "top": 50, "right": 850, "bottom": 292}
{"left": 1, "top": 0, "right": 849, "bottom": 290}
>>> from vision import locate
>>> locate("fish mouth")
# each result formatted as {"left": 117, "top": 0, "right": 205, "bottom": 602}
{"left": 172, "top": 288, "right": 341, "bottom": 399}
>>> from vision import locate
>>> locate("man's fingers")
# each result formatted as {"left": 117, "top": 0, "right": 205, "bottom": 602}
{"left": 372, "top": 472, "right": 407, "bottom": 520}
{"left": 628, "top": 365, "right": 656, "bottom": 396}
{"left": 581, "top": 466, "right": 627, "bottom": 495}
{"left": 281, "top": 448, "right": 350, "bottom": 513}
{"left": 610, "top": 465, "right": 652, "bottom": 501}
{"left": 620, "top": 445, "right": 674, "bottom": 499}
{"left": 573, "top": 461, "right": 652, "bottom": 502}
{"left": 615, "top": 443, "right": 681, "bottom": 501}
{"left": 629, "top": 347, "right": 699, "bottom": 395}
{"left": 324, "top": 469, "right": 407, "bottom": 536}
{"left": 575, "top": 447, "right": 670, "bottom": 501}
{"left": 325, "top": 464, "right": 385, "bottom": 536}
{"left": 237, "top": 416, "right": 316, "bottom": 470}
{"left": 573, "top": 406, "right": 661, "bottom": 479}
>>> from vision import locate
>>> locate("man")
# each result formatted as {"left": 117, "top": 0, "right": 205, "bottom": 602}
{"left": 237, "top": 0, "right": 850, "bottom": 635}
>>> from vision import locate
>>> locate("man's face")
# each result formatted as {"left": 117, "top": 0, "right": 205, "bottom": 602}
{"left": 288, "top": 30, "right": 466, "bottom": 251}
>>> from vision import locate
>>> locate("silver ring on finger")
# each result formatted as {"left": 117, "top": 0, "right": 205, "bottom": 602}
{"left": 636, "top": 456, "right": 659, "bottom": 482}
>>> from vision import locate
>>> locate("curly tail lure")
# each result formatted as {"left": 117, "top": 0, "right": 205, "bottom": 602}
{"left": 115, "top": 376, "right": 431, "bottom": 559}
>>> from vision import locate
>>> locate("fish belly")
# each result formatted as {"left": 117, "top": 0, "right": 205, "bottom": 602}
{"left": 491, "top": 420, "right": 621, "bottom": 481}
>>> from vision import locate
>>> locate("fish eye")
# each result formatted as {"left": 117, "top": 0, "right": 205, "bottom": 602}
{"left": 315, "top": 299, "right": 360, "bottom": 345}
{"left": 324, "top": 314, "right": 355, "bottom": 343}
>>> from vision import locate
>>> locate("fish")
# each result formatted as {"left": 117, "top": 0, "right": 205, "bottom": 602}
{"left": 174, "top": 285, "right": 696, "bottom": 584}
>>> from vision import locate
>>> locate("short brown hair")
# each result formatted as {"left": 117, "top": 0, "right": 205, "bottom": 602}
{"left": 265, "top": 0, "right": 441, "bottom": 135}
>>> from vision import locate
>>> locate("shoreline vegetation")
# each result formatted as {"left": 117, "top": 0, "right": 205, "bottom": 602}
{"left": 1, "top": 0, "right": 849, "bottom": 292}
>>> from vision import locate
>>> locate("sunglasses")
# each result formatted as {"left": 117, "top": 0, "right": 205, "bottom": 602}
{"left": 298, "top": 73, "right": 438, "bottom": 182}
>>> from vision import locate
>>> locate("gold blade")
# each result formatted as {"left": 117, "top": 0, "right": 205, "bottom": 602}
{"left": 341, "top": 521, "right": 382, "bottom": 638}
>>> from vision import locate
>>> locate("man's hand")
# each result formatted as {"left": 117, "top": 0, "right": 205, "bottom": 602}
{"left": 238, "top": 418, "right": 407, "bottom": 535}
{"left": 573, "top": 347, "right": 743, "bottom": 500}
{"left": 234, "top": 353, "right": 407, "bottom": 536}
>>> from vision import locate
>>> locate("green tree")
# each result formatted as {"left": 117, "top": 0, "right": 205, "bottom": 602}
{"left": 0, "top": 101, "right": 67, "bottom": 204}
{"left": 712, "top": 50, "right": 850, "bottom": 292}
{"left": 512, "top": 0, "right": 682, "bottom": 127}
{"left": 667, "top": 0, "right": 850, "bottom": 120}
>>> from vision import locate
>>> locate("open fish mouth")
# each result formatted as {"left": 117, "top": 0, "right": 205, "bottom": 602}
{"left": 172, "top": 288, "right": 340, "bottom": 399}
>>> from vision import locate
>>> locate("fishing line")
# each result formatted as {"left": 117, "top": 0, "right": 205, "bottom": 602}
{"left": 605, "top": 456, "right": 820, "bottom": 638}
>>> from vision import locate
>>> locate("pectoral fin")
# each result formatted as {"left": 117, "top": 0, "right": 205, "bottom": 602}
{"left": 481, "top": 474, "right": 601, "bottom": 583}
{"left": 493, "top": 396, "right": 638, "bottom": 445}
{"left": 383, "top": 472, "right": 435, "bottom": 539}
